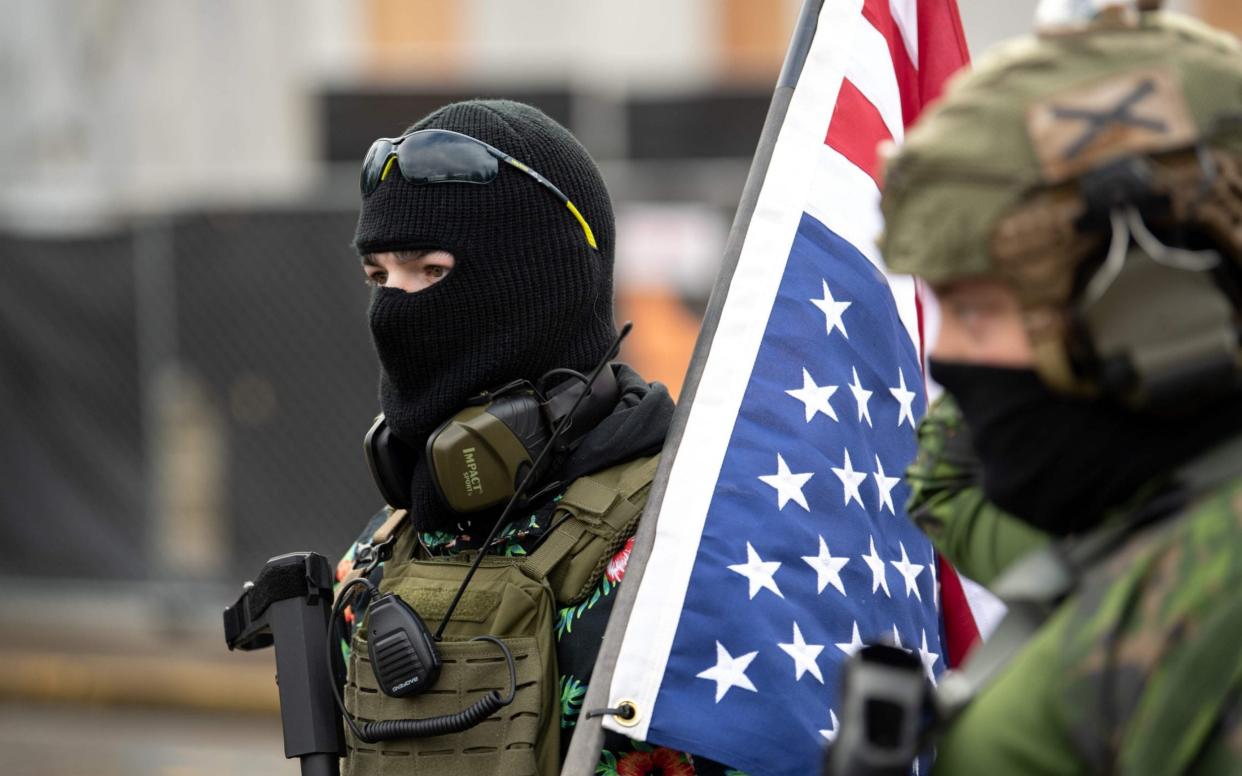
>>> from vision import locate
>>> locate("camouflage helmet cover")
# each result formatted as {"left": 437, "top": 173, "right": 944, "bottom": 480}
{"left": 882, "top": 12, "right": 1242, "bottom": 282}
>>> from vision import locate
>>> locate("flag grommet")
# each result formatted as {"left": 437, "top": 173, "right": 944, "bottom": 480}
{"left": 610, "top": 699, "right": 641, "bottom": 728}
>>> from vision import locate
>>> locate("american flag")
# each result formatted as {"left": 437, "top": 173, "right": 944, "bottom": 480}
{"left": 598, "top": 2, "right": 973, "bottom": 774}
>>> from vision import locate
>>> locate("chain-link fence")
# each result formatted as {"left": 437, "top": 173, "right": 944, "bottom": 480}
{"left": 1, "top": 208, "right": 385, "bottom": 585}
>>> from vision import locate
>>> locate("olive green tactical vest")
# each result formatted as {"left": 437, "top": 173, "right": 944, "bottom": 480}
{"left": 343, "top": 454, "right": 659, "bottom": 776}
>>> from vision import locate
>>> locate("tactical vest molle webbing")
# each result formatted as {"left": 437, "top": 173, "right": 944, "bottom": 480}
{"left": 342, "top": 454, "right": 659, "bottom": 776}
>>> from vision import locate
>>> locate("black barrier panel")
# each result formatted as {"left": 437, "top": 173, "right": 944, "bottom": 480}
{"left": 320, "top": 89, "right": 574, "bottom": 164}
{"left": 0, "top": 209, "right": 387, "bottom": 582}
{"left": 627, "top": 90, "right": 771, "bottom": 160}
{"left": 0, "top": 232, "right": 144, "bottom": 579}
{"left": 320, "top": 88, "right": 770, "bottom": 164}
{"left": 171, "top": 210, "right": 380, "bottom": 579}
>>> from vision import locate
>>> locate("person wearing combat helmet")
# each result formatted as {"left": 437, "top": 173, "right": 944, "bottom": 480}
{"left": 329, "top": 100, "right": 737, "bottom": 776}
{"left": 882, "top": 8, "right": 1242, "bottom": 773}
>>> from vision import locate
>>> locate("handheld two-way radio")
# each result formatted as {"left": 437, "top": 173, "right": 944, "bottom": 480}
{"left": 331, "top": 323, "right": 633, "bottom": 744}
{"left": 328, "top": 577, "right": 516, "bottom": 743}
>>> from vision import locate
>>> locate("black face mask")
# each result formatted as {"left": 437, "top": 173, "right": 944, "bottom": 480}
{"left": 928, "top": 361, "right": 1242, "bottom": 536}
{"left": 367, "top": 251, "right": 611, "bottom": 533}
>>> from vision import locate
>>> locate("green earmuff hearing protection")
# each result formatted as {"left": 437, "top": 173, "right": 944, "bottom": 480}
{"left": 364, "top": 364, "right": 620, "bottom": 515}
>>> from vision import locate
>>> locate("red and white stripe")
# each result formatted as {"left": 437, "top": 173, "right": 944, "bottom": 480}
{"left": 811, "top": 0, "right": 961, "bottom": 356}
{"left": 810, "top": 0, "right": 1000, "bottom": 661}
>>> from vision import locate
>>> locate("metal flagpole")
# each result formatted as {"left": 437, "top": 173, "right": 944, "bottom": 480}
{"left": 562, "top": 1, "right": 827, "bottom": 771}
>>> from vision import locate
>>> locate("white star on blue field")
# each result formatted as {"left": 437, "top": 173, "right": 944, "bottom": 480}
{"left": 645, "top": 213, "right": 943, "bottom": 776}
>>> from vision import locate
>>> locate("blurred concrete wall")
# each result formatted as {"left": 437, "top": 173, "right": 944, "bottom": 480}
{"left": 2, "top": 0, "right": 1214, "bottom": 234}
{"left": 0, "top": 0, "right": 361, "bottom": 230}
{"left": 0, "top": 0, "right": 805, "bottom": 230}
{"left": 959, "top": 0, "right": 1201, "bottom": 57}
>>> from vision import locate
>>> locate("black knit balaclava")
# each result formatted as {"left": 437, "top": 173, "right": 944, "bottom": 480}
{"left": 355, "top": 100, "right": 617, "bottom": 531}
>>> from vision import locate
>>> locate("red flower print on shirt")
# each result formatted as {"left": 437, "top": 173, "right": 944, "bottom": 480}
{"left": 616, "top": 747, "right": 695, "bottom": 776}
{"left": 606, "top": 536, "right": 636, "bottom": 583}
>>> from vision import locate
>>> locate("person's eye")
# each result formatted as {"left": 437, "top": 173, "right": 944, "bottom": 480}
{"left": 948, "top": 298, "right": 986, "bottom": 319}
{"left": 426, "top": 265, "right": 448, "bottom": 279}
{"left": 365, "top": 271, "right": 386, "bottom": 287}
{"left": 950, "top": 307, "right": 981, "bottom": 331}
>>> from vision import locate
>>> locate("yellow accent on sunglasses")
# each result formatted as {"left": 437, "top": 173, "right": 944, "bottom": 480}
{"left": 565, "top": 201, "right": 598, "bottom": 250}
{"left": 380, "top": 156, "right": 398, "bottom": 183}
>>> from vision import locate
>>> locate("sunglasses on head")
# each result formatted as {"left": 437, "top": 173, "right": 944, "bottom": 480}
{"left": 360, "top": 128, "right": 598, "bottom": 250}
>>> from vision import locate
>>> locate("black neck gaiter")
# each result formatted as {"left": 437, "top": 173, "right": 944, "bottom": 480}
{"left": 929, "top": 361, "right": 1242, "bottom": 536}
{"left": 368, "top": 268, "right": 612, "bottom": 534}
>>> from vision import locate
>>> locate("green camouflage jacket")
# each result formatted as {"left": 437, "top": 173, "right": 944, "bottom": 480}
{"left": 930, "top": 436, "right": 1242, "bottom": 774}
{"left": 906, "top": 395, "right": 1047, "bottom": 587}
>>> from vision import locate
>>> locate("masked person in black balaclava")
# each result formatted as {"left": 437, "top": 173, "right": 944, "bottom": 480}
{"left": 356, "top": 99, "right": 622, "bottom": 534}
{"left": 333, "top": 100, "right": 737, "bottom": 776}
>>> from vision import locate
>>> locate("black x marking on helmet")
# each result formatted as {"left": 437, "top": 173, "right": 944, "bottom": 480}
{"left": 1052, "top": 79, "right": 1169, "bottom": 160}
